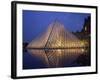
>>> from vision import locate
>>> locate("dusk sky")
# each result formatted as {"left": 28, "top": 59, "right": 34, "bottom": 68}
{"left": 23, "top": 10, "right": 90, "bottom": 43}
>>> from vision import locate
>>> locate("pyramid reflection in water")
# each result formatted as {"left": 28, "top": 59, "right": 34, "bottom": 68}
{"left": 28, "top": 49, "right": 86, "bottom": 68}
{"left": 27, "top": 21, "right": 86, "bottom": 67}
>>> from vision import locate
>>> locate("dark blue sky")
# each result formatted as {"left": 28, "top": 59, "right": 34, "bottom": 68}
{"left": 23, "top": 10, "right": 90, "bottom": 42}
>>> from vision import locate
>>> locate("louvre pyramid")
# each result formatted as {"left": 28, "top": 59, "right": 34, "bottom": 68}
{"left": 27, "top": 20, "right": 80, "bottom": 48}
{"left": 27, "top": 21, "right": 84, "bottom": 67}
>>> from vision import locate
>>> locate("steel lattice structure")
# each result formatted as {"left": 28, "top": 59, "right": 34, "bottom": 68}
{"left": 27, "top": 21, "right": 87, "bottom": 67}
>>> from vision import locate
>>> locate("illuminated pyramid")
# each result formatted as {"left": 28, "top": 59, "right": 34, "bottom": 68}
{"left": 27, "top": 21, "right": 80, "bottom": 48}
{"left": 27, "top": 20, "right": 86, "bottom": 67}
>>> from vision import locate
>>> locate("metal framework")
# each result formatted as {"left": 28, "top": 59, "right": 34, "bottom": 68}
{"left": 27, "top": 21, "right": 87, "bottom": 67}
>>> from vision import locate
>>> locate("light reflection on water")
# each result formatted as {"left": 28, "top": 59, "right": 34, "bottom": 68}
{"left": 23, "top": 48, "right": 90, "bottom": 69}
